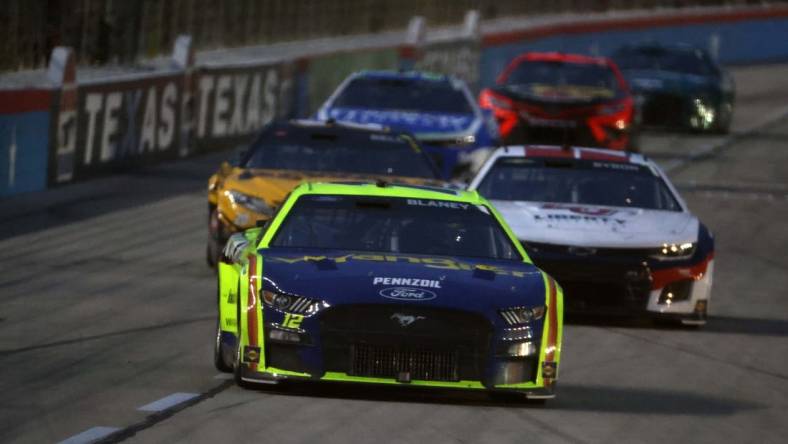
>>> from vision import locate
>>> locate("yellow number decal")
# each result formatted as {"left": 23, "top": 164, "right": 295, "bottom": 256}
{"left": 283, "top": 313, "right": 304, "bottom": 329}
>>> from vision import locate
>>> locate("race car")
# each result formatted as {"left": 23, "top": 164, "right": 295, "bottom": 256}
{"left": 316, "top": 70, "right": 499, "bottom": 179}
{"left": 612, "top": 42, "right": 735, "bottom": 133}
{"left": 469, "top": 145, "right": 713, "bottom": 325}
{"left": 478, "top": 52, "right": 637, "bottom": 151}
{"left": 206, "top": 120, "right": 444, "bottom": 266}
{"left": 214, "top": 182, "right": 563, "bottom": 400}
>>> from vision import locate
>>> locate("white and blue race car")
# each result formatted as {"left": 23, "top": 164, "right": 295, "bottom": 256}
{"left": 317, "top": 70, "right": 499, "bottom": 179}
{"left": 469, "top": 145, "right": 713, "bottom": 325}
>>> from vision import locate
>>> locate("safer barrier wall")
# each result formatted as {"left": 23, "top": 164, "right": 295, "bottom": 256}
{"left": 0, "top": 90, "right": 51, "bottom": 197}
{"left": 479, "top": 8, "right": 788, "bottom": 87}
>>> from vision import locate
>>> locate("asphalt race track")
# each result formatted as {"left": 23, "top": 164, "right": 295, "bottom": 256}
{"left": 1, "top": 63, "right": 787, "bottom": 444}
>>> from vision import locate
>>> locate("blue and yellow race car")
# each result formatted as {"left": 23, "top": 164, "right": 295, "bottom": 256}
{"left": 214, "top": 182, "right": 563, "bottom": 400}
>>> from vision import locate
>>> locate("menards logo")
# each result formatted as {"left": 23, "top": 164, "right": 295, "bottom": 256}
{"left": 267, "top": 253, "right": 535, "bottom": 278}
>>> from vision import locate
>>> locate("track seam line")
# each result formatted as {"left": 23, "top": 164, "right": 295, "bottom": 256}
{"left": 604, "top": 327, "right": 788, "bottom": 382}
{"left": 663, "top": 104, "right": 788, "bottom": 174}
{"left": 96, "top": 380, "right": 234, "bottom": 443}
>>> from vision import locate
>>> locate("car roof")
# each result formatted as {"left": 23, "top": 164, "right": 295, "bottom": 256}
{"left": 281, "top": 118, "right": 389, "bottom": 134}
{"left": 351, "top": 70, "right": 453, "bottom": 83}
{"left": 510, "top": 51, "right": 612, "bottom": 66}
{"left": 489, "top": 145, "right": 651, "bottom": 167}
{"left": 289, "top": 181, "right": 484, "bottom": 204}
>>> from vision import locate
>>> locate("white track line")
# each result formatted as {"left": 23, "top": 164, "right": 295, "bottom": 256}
{"left": 137, "top": 392, "right": 199, "bottom": 412}
{"left": 57, "top": 426, "right": 120, "bottom": 444}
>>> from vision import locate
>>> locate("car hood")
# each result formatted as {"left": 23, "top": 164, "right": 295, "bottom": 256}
{"left": 323, "top": 107, "right": 478, "bottom": 137}
{"left": 259, "top": 248, "right": 546, "bottom": 312}
{"left": 493, "top": 201, "right": 698, "bottom": 248}
{"left": 622, "top": 69, "right": 715, "bottom": 94}
{"left": 222, "top": 168, "right": 443, "bottom": 205}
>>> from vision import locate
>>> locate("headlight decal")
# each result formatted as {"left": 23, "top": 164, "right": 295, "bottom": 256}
{"left": 651, "top": 251, "right": 715, "bottom": 290}
{"left": 227, "top": 190, "right": 274, "bottom": 216}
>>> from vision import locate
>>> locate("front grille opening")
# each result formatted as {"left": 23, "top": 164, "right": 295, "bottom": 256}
{"left": 350, "top": 343, "right": 460, "bottom": 382}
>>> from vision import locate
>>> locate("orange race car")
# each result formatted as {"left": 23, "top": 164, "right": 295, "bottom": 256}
{"left": 206, "top": 120, "right": 445, "bottom": 266}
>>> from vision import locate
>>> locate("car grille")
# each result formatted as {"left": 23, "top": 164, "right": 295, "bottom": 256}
{"left": 641, "top": 93, "right": 688, "bottom": 126}
{"left": 524, "top": 243, "right": 653, "bottom": 313}
{"left": 320, "top": 305, "right": 491, "bottom": 382}
{"left": 351, "top": 343, "right": 459, "bottom": 381}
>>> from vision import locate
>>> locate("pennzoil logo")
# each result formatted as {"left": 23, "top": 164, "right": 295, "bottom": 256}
{"left": 379, "top": 287, "right": 437, "bottom": 302}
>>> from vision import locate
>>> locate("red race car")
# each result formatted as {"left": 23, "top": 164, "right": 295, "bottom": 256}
{"left": 479, "top": 52, "right": 638, "bottom": 151}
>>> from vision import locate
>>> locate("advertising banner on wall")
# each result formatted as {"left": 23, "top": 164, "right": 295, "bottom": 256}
{"left": 193, "top": 61, "right": 297, "bottom": 153}
{"left": 50, "top": 73, "right": 184, "bottom": 184}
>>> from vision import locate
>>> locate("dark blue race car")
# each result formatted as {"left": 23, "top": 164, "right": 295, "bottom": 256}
{"left": 612, "top": 42, "right": 735, "bottom": 133}
{"left": 317, "top": 71, "right": 500, "bottom": 179}
{"left": 215, "top": 182, "right": 563, "bottom": 401}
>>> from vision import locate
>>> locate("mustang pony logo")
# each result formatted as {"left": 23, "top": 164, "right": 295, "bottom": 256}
{"left": 390, "top": 313, "right": 426, "bottom": 327}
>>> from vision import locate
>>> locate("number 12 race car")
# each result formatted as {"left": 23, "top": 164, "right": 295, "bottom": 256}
{"left": 215, "top": 182, "right": 563, "bottom": 400}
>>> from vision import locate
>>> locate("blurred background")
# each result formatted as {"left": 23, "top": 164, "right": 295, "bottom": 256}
{"left": 1, "top": 0, "right": 774, "bottom": 72}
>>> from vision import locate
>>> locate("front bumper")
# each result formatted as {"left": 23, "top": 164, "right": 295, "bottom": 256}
{"left": 236, "top": 304, "right": 557, "bottom": 395}
{"left": 236, "top": 363, "right": 557, "bottom": 398}
{"left": 526, "top": 243, "right": 713, "bottom": 321}
{"left": 497, "top": 111, "right": 631, "bottom": 150}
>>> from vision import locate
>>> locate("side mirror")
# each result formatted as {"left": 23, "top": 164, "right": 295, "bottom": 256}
{"left": 222, "top": 233, "right": 250, "bottom": 264}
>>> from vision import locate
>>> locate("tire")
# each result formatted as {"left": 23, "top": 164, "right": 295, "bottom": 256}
{"left": 713, "top": 101, "right": 733, "bottom": 134}
{"left": 214, "top": 279, "right": 233, "bottom": 372}
{"left": 214, "top": 318, "right": 233, "bottom": 372}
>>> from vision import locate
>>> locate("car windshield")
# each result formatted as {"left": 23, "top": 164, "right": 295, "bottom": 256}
{"left": 502, "top": 60, "right": 621, "bottom": 100}
{"left": 271, "top": 194, "right": 522, "bottom": 260}
{"left": 476, "top": 157, "right": 681, "bottom": 211}
{"left": 243, "top": 127, "right": 438, "bottom": 179}
{"left": 613, "top": 47, "right": 715, "bottom": 76}
{"left": 332, "top": 76, "right": 474, "bottom": 114}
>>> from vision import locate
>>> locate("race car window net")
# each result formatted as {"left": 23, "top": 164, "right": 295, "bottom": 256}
{"left": 501, "top": 60, "right": 623, "bottom": 101}
{"left": 331, "top": 77, "right": 474, "bottom": 114}
{"left": 243, "top": 126, "right": 439, "bottom": 179}
{"left": 270, "top": 195, "right": 522, "bottom": 261}
{"left": 477, "top": 158, "right": 681, "bottom": 211}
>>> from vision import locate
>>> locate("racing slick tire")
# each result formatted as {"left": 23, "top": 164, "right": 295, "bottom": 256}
{"left": 713, "top": 100, "right": 734, "bottom": 134}
{"left": 214, "top": 281, "right": 233, "bottom": 372}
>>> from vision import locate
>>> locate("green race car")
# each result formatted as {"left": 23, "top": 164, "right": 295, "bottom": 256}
{"left": 215, "top": 181, "right": 563, "bottom": 401}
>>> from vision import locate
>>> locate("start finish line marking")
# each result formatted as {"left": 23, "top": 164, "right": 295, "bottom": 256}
{"left": 137, "top": 392, "right": 199, "bottom": 412}
{"left": 57, "top": 426, "right": 120, "bottom": 444}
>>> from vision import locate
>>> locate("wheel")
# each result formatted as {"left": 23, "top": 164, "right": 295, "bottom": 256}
{"left": 713, "top": 100, "right": 733, "bottom": 134}
{"left": 214, "top": 280, "right": 233, "bottom": 372}
{"left": 206, "top": 205, "right": 221, "bottom": 268}
{"left": 213, "top": 318, "right": 233, "bottom": 372}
